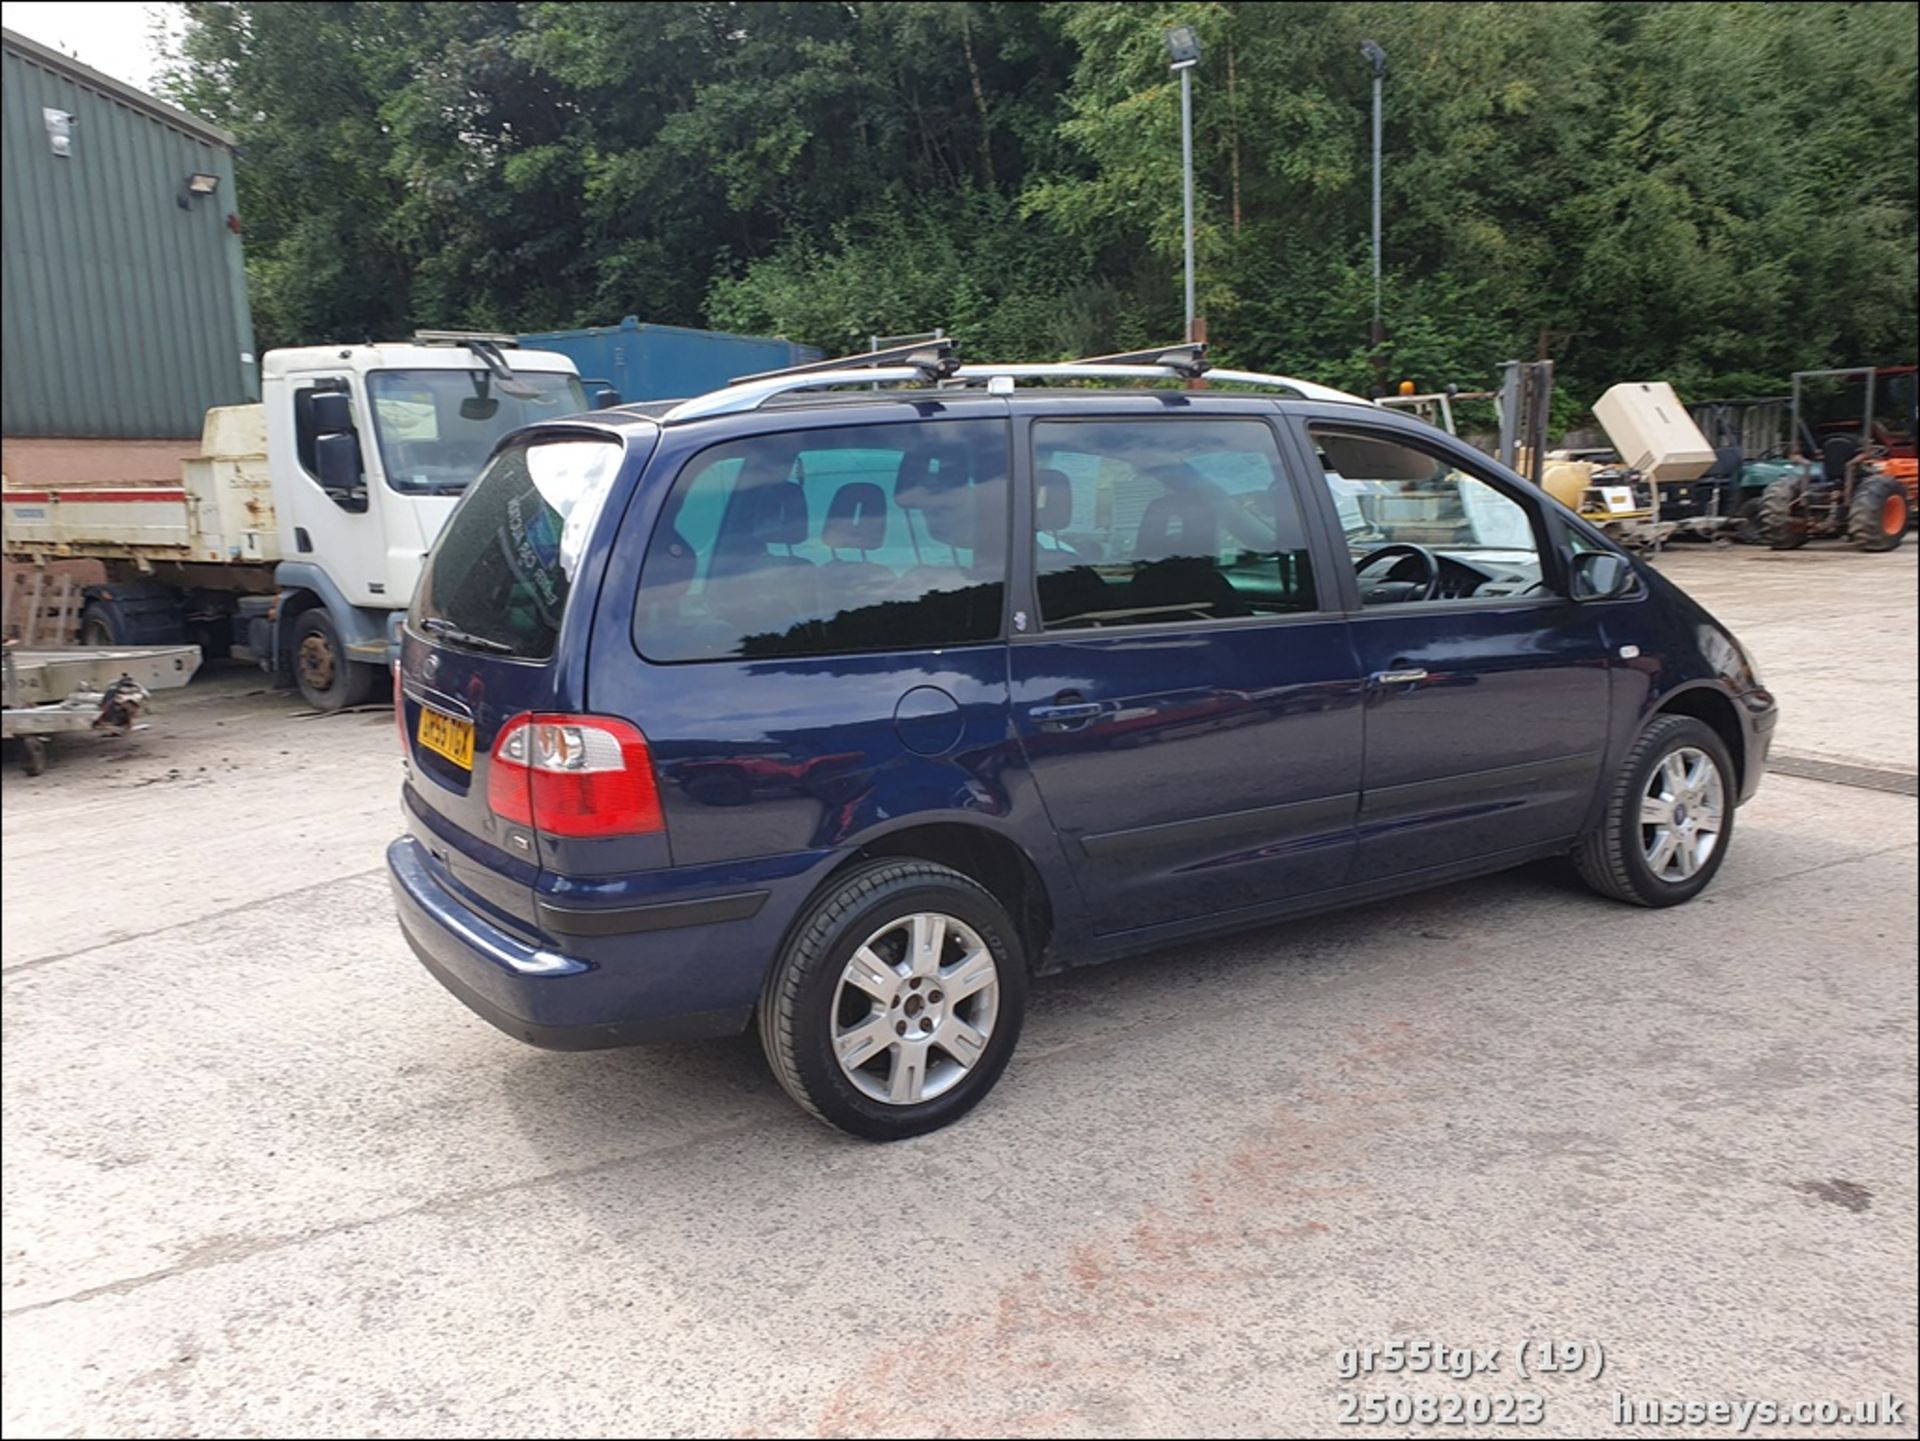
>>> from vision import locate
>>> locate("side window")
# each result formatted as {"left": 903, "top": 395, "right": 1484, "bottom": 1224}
{"left": 292, "top": 380, "right": 350, "bottom": 480}
{"left": 1031, "top": 418, "right": 1317, "bottom": 630}
{"left": 1308, "top": 426, "right": 1545, "bottom": 606}
{"left": 635, "top": 420, "right": 1008, "bottom": 662}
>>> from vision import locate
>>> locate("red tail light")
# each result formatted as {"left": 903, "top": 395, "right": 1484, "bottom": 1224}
{"left": 486, "top": 713, "right": 664, "bottom": 837}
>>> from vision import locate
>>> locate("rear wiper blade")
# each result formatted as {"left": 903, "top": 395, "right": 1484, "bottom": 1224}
{"left": 421, "top": 618, "right": 514, "bottom": 654}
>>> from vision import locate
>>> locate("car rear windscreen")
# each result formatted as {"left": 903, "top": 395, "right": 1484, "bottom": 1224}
{"left": 411, "top": 436, "right": 623, "bottom": 659}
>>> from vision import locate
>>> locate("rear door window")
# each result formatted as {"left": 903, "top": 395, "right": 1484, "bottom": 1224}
{"left": 412, "top": 436, "right": 623, "bottom": 659}
{"left": 636, "top": 420, "right": 1008, "bottom": 661}
{"left": 1031, "top": 418, "right": 1318, "bottom": 629}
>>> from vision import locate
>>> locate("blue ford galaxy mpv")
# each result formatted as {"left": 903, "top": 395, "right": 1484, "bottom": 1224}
{"left": 389, "top": 341, "right": 1776, "bottom": 1139}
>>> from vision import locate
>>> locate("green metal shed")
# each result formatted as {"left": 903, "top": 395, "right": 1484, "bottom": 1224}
{"left": 2, "top": 27, "right": 257, "bottom": 440}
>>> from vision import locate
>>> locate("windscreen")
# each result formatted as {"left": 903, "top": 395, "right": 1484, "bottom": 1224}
{"left": 411, "top": 437, "right": 623, "bottom": 660}
{"left": 369, "top": 368, "right": 590, "bottom": 494}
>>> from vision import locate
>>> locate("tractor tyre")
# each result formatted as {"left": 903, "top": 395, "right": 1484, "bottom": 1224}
{"left": 1848, "top": 474, "right": 1910, "bottom": 553}
{"left": 1759, "top": 477, "right": 1807, "bottom": 550}
{"left": 1730, "top": 496, "right": 1765, "bottom": 545}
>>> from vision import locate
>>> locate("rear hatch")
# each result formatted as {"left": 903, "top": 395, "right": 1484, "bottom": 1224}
{"left": 397, "top": 429, "right": 643, "bottom": 936}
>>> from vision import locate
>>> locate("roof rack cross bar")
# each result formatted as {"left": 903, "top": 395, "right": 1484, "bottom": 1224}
{"left": 731, "top": 338, "right": 958, "bottom": 387}
{"left": 1068, "top": 342, "right": 1210, "bottom": 379}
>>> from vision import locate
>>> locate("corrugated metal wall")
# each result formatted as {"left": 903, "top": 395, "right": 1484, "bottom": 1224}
{"left": 2, "top": 41, "right": 257, "bottom": 439}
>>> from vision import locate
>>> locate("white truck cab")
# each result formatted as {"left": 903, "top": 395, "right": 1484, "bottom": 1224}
{"left": 263, "top": 337, "right": 589, "bottom": 703}
{"left": 3, "top": 334, "right": 595, "bottom": 710}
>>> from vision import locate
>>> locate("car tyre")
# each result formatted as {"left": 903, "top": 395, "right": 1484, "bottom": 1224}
{"left": 1573, "top": 714, "right": 1737, "bottom": 908}
{"left": 758, "top": 858, "right": 1026, "bottom": 1140}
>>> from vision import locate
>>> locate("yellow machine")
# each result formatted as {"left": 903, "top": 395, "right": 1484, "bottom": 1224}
{"left": 1540, "top": 451, "right": 1657, "bottom": 546}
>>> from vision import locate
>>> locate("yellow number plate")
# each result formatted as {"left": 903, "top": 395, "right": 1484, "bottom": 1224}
{"left": 417, "top": 706, "right": 475, "bottom": 769}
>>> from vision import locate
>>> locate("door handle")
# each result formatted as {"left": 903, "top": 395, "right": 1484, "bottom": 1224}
{"left": 1030, "top": 695, "right": 1103, "bottom": 725}
{"left": 1372, "top": 668, "right": 1429, "bottom": 685}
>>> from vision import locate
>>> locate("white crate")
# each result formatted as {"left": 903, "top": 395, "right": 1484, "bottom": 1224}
{"left": 1594, "top": 383, "right": 1715, "bottom": 482}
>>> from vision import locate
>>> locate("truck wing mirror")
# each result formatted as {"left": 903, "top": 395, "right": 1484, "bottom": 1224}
{"left": 1570, "top": 549, "right": 1634, "bottom": 601}
{"left": 314, "top": 432, "right": 362, "bottom": 494}
{"left": 594, "top": 387, "right": 623, "bottom": 409}
{"left": 311, "top": 390, "right": 354, "bottom": 435}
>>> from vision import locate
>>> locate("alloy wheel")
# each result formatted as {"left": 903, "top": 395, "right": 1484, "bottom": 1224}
{"left": 831, "top": 911, "right": 1000, "bottom": 1106}
{"left": 1639, "top": 746, "right": 1726, "bottom": 883}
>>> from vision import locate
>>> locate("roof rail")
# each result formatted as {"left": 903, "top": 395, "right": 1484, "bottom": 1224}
{"left": 1202, "top": 369, "right": 1369, "bottom": 404}
{"left": 950, "top": 362, "right": 1367, "bottom": 405}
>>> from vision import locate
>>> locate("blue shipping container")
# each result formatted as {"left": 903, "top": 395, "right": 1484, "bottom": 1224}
{"left": 516, "top": 316, "right": 822, "bottom": 403}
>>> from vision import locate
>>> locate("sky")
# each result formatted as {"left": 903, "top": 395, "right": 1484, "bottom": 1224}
{"left": 1, "top": 1, "right": 177, "bottom": 92}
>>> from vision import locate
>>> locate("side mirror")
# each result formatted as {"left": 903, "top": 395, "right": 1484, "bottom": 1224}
{"left": 594, "top": 387, "right": 623, "bottom": 409}
{"left": 310, "top": 390, "right": 353, "bottom": 435}
{"left": 1570, "top": 549, "right": 1634, "bottom": 601}
{"left": 314, "top": 431, "right": 362, "bottom": 494}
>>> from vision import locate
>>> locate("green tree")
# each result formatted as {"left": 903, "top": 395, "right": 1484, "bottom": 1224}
{"left": 161, "top": 0, "right": 1918, "bottom": 415}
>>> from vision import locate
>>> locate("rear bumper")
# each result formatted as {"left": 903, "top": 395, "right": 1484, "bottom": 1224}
{"left": 387, "top": 836, "right": 751, "bottom": 1048}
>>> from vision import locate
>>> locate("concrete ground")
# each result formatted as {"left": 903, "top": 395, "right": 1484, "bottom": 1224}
{"left": 1650, "top": 543, "right": 1917, "bottom": 775}
{"left": 3, "top": 545, "right": 1914, "bottom": 1438}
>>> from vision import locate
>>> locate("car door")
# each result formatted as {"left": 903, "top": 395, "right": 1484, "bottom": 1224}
{"left": 1008, "top": 407, "right": 1366, "bottom": 935}
{"left": 263, "top": 372, "right": 382, "bottom": 598}
{"left": 605, "top": 412, "right": 1017, "bottom": 869}
{"left": 1292, "top": 417, "right": 1613, "bottom": 882}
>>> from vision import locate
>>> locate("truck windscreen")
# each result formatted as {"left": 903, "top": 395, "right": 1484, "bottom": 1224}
{"left": 368, "top": 368, "right": 591, "bottom": 494}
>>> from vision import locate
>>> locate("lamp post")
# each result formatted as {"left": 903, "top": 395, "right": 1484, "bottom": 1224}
{"left": 1360, "top": 39, "right": 1387, "bottom": 388}
{"left": 1166, "top": 25, "right": 1202, "bottom": 343}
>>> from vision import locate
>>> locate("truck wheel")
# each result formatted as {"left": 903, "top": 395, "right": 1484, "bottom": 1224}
{"left": 292, "top": 609, "right": 379, "bottom": 711}
{"left": 1572, "top": 715, "right": 1736, "bottom": 908}
{"left": 1758, "top": 478, "right": 1806, "bottom": 550}
{"left": 758, "top": 859, "right": 1027, "bottom": 1140}
{"left": 20, "top": 735, "right": 51, "bottom": 777}
{"left": 78, "top": 603, "right": 119, "bottom": 646}
{"left": 1848, "top": 475, "right": 1910, "bottom": 552}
